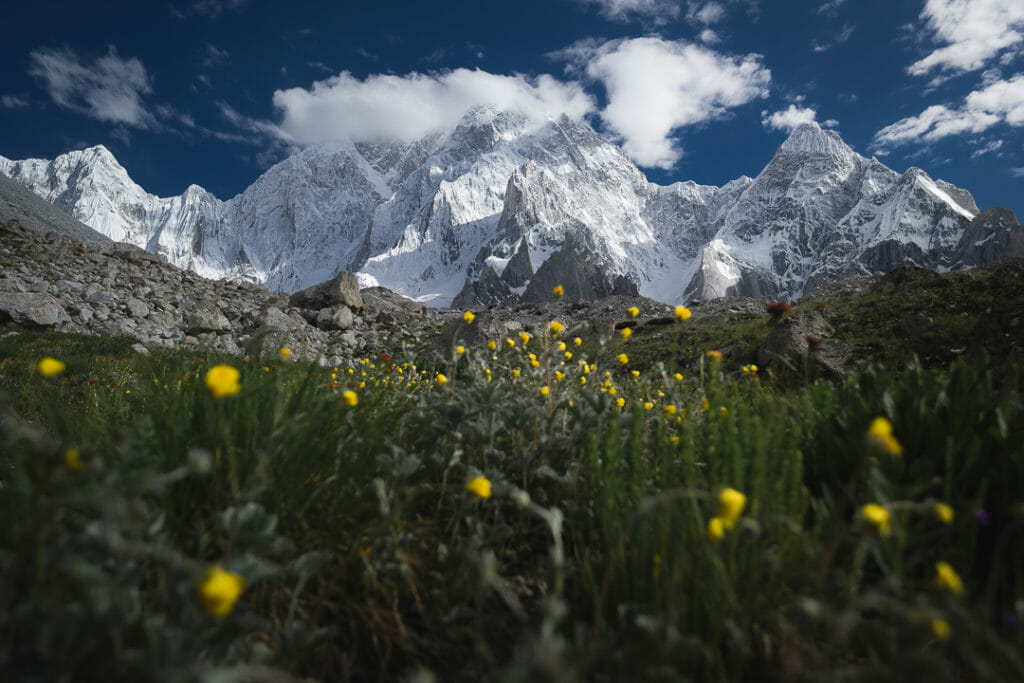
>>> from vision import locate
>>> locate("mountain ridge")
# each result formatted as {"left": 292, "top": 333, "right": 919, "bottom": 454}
{"left": 2, "top": 114, "right": 1021, "bottom": 306}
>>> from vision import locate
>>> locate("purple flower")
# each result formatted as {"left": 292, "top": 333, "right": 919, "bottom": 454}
{"left": 975, "top": 509, "right": 990, "bottom": 526}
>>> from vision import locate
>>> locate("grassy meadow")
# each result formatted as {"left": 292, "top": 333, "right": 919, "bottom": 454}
{"left": 1, "top": 290, "right": 1023, "bottom": 681}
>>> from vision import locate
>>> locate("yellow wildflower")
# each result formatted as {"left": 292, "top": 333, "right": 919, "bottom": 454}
{"left": 564, "top": 351, "right": 573, "bottom": 360}
{"left": 463, "top": 310, "right": 476, "bottom": 324}
{"left": 644, "top": 402, "right": 654, "bottom": 410}
{"left": 720, "top": 406, "right": 728, "bottom": 417}
{"left": 557, "top": 340, "right": 567, "bottom": 351}
{"left": 867, "top": 417, "right": 903, "bottom": 455}
{"left": 554, "top": 371, "right": 566, "bottom": 381}
{"left": 933, "top": 503, "right": 954, "bottom": 525}
{"left": 934, "top": 561, "right": 963, "bottom": 595}
{"left": 580, "top": 376, "right": 587, "bottom": 385}
{"left": 553, "top": 285, "right": 564, "bottom": 299}
{"left": 674, "top": 372, "right": 684, "bottom": 381}
{"left": 205, "top": 365, "right": 241, "bottom": 398}
{"left": 512, "top": 368, "right": 521, "bottom": 378}
{"left": 700, "top": 397, "right": 710, "bottom": 411}
{"left": 520, "top": 331, "right": 531, "bottom": 345}
{"left": 861, "top": 503, "right": 892, "bottom": 536}
{"left": 930, "top": 618, "right": 952, "bottom": 641}
{"left": 675, "top": 306, "right": 692, "bottom": 321}
{"left": 342, "top": 390, "right": 358, "bottom": 406}
{"left": 617, "top": 353, "right": 629, "bottom": 365}
{"left": 278, "top": 347, "right": 292, "bottom": 360}
{"left": 435, "top": 373, "right": 448, "bottom": 386}
{"left": 550, "top": 320, "right": 564, "bottom": 335}
{"left": 65, "top": 447, "right": 84, "bottom": 471}
{"left": 466, "top": 475, "right": 492, "bottom": 499}
{"left": 197, "top": 565, "right": 246, "bottom": 618}
{"left": 457, "top": 345, "right": 465, "bottom": 355}
{"left": 664, "top": 405, "right": 677, "bottom": 418}
{"left": 706, "top": 350, "right": 723, "bottom": 361}
{"left": 37, "top": 357, "right": 66, "bottom": 377}
{"left": 620, "top": 327, "right": 632, "bottom": 339}
{"left": 627, "top": 306, "right": 639, "bottom": 318}
{"left": 718, "top": 488, "right": 747, "bottom": 528}
{"left": 616, "top": 397, "right": 625, "bottom": 408}
{"left": 574, "top": 337, "right": 582, "bottom": 346}
{"left": 707, "top": 517, "right": 725, "bottom": 542}
{"left": 487, "top": 340, "right": 497, "bottom": 351}
{"left": 541, "top": 385, "right": 550, "bottom": 397}
{"left": 505, "top": 338, "right": 515, "bottom": 349}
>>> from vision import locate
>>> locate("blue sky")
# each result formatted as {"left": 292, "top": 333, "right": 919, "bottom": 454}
{"left": 0, "top": 0, "right": 1021, "bottom": 218}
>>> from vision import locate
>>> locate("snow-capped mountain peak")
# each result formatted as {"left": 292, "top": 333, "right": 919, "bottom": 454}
{"left": 777, "top": 121, "right": 850, "bottom": 157}
{"left": 2, "top": 112, "right": 1019, "bottom": 307}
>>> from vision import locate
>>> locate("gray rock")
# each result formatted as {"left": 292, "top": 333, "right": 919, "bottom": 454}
{"left": 289, "top": 271, "right": 364, "bottom": 312}
{"left": 56, "top": 279, "right": 84, "bottom": 292}
{"left": 126, "top": 297, "right": 149, "bottom": 318}
{"left": 0, "top": 292, "right": 70, "bottom": 327}
{"left": 258, "top": 306, "right": 306, "bottom": 331}
{"left": 186, "top": 310, "right": 231, "bottom": 334}
{"left": 757, "top": 310, "right": 836, "bottom": 371}
{"left": 315, "top": 305, "right": 354, "bottom": 330}
{"left": 86, "top": 288, "right": 117, "bottom": 307}
{"left": 131, "top": 343, "right": 150, "bottom": 355}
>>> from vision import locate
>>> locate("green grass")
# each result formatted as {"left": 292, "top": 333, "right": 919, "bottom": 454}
{"left": 2, "top": 283, "right": 1024, "bottom": 681}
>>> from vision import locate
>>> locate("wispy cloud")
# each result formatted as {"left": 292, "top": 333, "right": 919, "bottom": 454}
{"left": 1, "top": 94, "right": 29, "bottom": 109}
{"left": 29, "top": 46, "right": 155, "bottom": 128}
{"left": 812, "top": 24, "right": 855, "bottom": 52}
{"left": 816, "top": 0, "right": 847, "bottom": 15}
{"left": 909, "top": 0, "right": 1024, "bottom": 76}
{"left": 688, "top": 1, "right": 726, "bottom": 25}
{"left": 202, "top": 43, "right": 230, "bottom": 67}
{"left": 970, "top": 139, "right": 1003, "bottom": 158}
{"left": 577, "top": 0, "right": 681, "bottom": 25}
{"left": 873, "top": 74, "right": 1024, "bottom": 148}
{"left": 190, "top": 0, "right": 250, "bottom": 18}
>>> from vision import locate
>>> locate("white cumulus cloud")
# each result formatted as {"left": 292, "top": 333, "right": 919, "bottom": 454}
{"left": 578, "top": 0, "right": 681, "bottom": 24}
{"left": 29, "top": 46, "right": 154, "bottom": 128}
{"left": 271, "top": 68, "right": 595, "bottom": 145}
{"left": 761, "top": 104, "right": 819, "bottom": 132}
{"left": 873, "top": 74, "right": 1024, "bottom": 148}
{"left": 583, "top": 37, "right": 770, "bottom": 168}
{"left": 909, "top": 0, "right": 1024, "bottom": 76}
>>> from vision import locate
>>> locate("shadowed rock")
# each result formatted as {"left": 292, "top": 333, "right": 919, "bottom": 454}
{"left": 290, "top": 271, "right": 364, "bottom": 312}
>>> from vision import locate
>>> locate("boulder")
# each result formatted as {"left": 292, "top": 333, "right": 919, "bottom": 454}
{"left": 0, "top": 292, "right": 70, "bottom": 327}
{"left": 186, "top": 310, "right": 231, "bottom": 334}
{"left": 314, "top": 305, "right": 354, "bottom": 331}
{"left": 757, "top": 309, "right": 844, "bottom": 374}
{"left": 289, "top": 271, "right": 364, "bottom": 312}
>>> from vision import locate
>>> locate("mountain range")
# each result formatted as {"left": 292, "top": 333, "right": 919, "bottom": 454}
{"left": 1, "top": 108, "right": 1020, "bottom": 307}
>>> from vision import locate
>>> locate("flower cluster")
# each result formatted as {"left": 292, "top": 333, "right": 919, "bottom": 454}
{"left": 708, "top": 487, "right": 747, "bottom": 542}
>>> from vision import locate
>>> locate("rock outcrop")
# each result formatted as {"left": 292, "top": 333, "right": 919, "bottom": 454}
{"left": 0, "top": 218, "right": 446, "bottom": 364}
